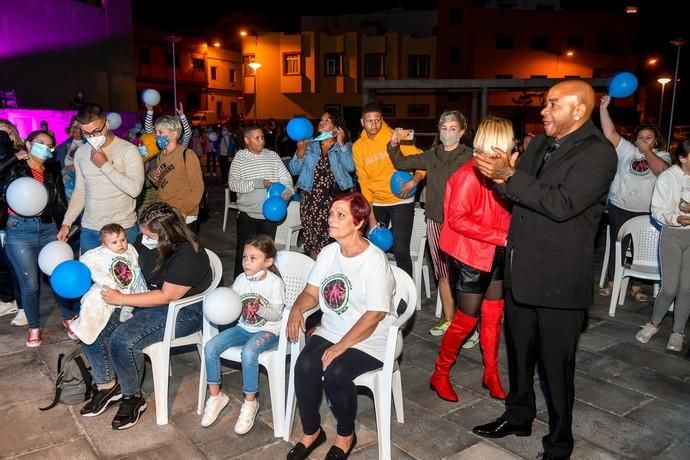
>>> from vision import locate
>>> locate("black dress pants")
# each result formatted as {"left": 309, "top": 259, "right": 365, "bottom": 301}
{"left": 503, "top": 289, "right": 585, "bottom": 459}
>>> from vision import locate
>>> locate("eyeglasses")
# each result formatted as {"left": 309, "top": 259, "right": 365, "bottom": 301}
{"left": 80, "top": 119, "right": 107, "bottom": 137}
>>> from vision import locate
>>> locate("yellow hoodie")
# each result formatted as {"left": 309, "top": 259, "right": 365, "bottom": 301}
{"left": 353, "top": 123, "right": 425, "bottom": 204}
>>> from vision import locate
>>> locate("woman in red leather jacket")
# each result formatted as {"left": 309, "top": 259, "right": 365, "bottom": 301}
{"left": 430, "top": 116, "right": 514, "bottom": 402}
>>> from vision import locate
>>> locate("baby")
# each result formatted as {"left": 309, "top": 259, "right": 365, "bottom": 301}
{"left": 70, "top": 224, "right": 147, "bottom": 344}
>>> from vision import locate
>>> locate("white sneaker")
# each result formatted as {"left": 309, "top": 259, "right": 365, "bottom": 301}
{"left": 667, "top": 332, "right": 685, "bottom": 352}
{"left": 0, "top": 299, "right": 18, "bottom": 316}
{"left": 200, "top": 392, "right": 230, "bottom": 427}
{"left": 234, "top": 399, "right": 259, "bottom": 435}
{"left": 462, "top": 329, "right": 480, "bottom": 349}
{"left": 11, "top": 309, "right": 28, "bottom": 326}
{"left": 635, "top": 322, "right": 659, "bottom": 344}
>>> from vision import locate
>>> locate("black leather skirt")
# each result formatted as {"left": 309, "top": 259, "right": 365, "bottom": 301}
{"left": 450, "top": 247, "right": 505, "bottom": 294}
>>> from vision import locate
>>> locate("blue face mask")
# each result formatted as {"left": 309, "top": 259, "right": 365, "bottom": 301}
{"left": 31, "top": 142, "right": 53, "bottom": 160}
{"left": 138, "top": 145, "right": 148, "bottom": 157}
{"left": 135, "top": 123, "right": 143, "bottom": 130}
{"left": 155, "top": 135, "right": 169, "bottom": 150}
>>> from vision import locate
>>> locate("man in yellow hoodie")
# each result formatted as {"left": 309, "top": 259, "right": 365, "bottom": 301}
{"left": 353, "top": 103, "right": 425, "bottom": 275}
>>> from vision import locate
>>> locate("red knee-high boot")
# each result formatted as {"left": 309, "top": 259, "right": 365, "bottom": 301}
{"left": 480, "top": 299, "right": 507, "bottom": 400}
{"left": 430, "top": 310, "right": 478, "bottom": 402}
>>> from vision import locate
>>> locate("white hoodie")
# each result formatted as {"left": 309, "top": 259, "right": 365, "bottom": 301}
{"left": 651, "top": 164, "right": 690, "bottom": 228}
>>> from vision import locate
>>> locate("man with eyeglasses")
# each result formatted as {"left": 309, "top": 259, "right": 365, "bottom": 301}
{"left": 352, "top": 103, "right": 424, "bottom": 276}
{"left": 57, "top": 104, "right": 144, "bottom": 252}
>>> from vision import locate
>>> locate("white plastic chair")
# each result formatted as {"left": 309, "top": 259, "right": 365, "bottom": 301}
{"left": 609, "top": 216, "right": 661, "bottom": 317}
{"left": 388, "top": 207, "right": 430, "bottom": 311}
{"left": 142, "top": 249, "right": 223, "bottom": 425}
{"left": 275, "top": 201, "right": 302, "bottom": 250}
{"left": 222, "top": 188, "right": 238, "bottom": 232}
{"left": 284, "top": 266, "right": 418, "bottom": 460}
{"left": 599, "top": 223, "right": 611, "bottom": 289}
{"left": 196, "top": 250, "right": 315, "bottom": 437}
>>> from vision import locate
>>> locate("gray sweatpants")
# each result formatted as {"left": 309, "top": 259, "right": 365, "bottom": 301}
{"left": 652, "top": 226, "right": 690, "bottom": 333}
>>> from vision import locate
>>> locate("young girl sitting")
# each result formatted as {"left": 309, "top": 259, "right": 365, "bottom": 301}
{"left": 201, "top": 235, "right": 286, "bottom": 434}
{"left": 71, "top": 224, "right": 147, "bottom": 344}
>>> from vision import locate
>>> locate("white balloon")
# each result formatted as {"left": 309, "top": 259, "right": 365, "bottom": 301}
{"left": 38, "top": 241, "right": 75, "bottom": 275}
{"left": 106, "top": 112, "right": 122, "bottom": 130}
{"left": 203, "top": 287, "right": 243, "bottom": 325}
{"left": 207, "top": 132, "right": 218, "bottom": 142}
{"left": 142, "top": 88, "right": 161, "bottom": 106}
{"left": 6, "top": 177, "right": 48, "bottom": 216}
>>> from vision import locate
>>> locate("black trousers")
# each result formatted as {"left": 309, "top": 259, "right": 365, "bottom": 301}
{"left": 605, "top": 204, "right": 649, "bottom": 281}
{"left": 0, "top": 244, "right": 19, "bottom": 303}
{"left": 218, "top": 155, "right": 230, "bottom": 185}
{"left": 295, "top": 335, "right": 382, "bottom": 436}
{"left": 503, "top": 290, "right": 585, "bottom": 459}
{"left": 373, "top": 202, "right": 413, "bottom": 276}
{"left": 234, "top": 212, "right": 277, "bottom": 277}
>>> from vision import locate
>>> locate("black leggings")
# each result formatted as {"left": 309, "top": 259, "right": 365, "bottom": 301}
{"left": 295, "top": 335, "right": 382, "bottom": 436}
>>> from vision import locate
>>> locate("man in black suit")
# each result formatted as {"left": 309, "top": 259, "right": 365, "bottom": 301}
{"left": 471, "top": 80, "right": 617, "bottom": 460}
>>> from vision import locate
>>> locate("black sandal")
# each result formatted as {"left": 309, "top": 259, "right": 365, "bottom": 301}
{"left": 324, "top": 432, "right": 357, "bottom": 460}
{"left": 286, "top": 427, "right": 326, "bottom": 460}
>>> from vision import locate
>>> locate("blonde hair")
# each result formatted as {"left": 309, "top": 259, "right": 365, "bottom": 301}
{"left": 473, "top": 116, "right": 514, "bottom": 155}
{"left": 0, "top": 119, "right": 24, "bottom": 150}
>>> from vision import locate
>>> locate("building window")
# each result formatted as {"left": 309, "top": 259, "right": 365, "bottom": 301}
{"left": 364, "top": 54, "right": 385, "bottom": 78}
{"left": 381, "top": 104, "right": 396, "bottom": 117}
{"left": 408, "top": 55, "right": 430, "bottom": 78}
{"left": 596, "top": 38, "right": 617, "bottom": 54}
{"left": 192, "top": 58, "right": 204, "bottom": 71}
{"left": 495, "top": 74, "right": 513, "bottom": 79}
{"left": 138, "top": 48, "right": 150, "bottom": 65}
{"left": 566, "top": 36, "right": 585, "bottom": 51}
{"left": 186, "top": 93, "right": 201, "bottom": 110}
{"left": 230, "top": 69, "right": 237, "bottom": 83}
{"left": 165, "top": 53, "right": 180, "bottom": 68}
{"left": 449, "top": 47, "right": 461, "bottom": 64}
{"left": 450, "top": 7, "right": 463, "bottom": 25}
{"left": 325, "top": 53, "right": 344, "bottom": 76}
{"left": 496, "top": 35, "right": 514, "bottom": 50}
{"left": 408, "top": 104, "right": 429, "bottom": 117}
{"left": 284, "top": 53, "right": 301, "bottom": 75}
{"left": 531, "top": 35, "right": 549, "bottom": 51}
{"left": 210, "top": 66, "right": 217, "bottom": 80}
{"left": 243, "top": 55, "right": 257, "bottom": 75}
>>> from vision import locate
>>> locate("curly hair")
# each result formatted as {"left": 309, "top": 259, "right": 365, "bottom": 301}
{"left": 633, "top": 123, "right": 667, "bottom": 152}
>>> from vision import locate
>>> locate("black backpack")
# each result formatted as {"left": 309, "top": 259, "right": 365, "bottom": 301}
{"left": 40, "top": 348, "right": 93, "bottom": 411}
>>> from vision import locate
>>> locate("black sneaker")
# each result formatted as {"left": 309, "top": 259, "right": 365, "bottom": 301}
{"left": 80, "top": 383, "right": 122, "bottom": 417}
{"left": 111, "top": 393, "right": 147, "bottom": 430}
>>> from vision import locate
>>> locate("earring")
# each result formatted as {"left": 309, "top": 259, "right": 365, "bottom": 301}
{"left": 574, "top": 116, "right": 580, "bottom": 121}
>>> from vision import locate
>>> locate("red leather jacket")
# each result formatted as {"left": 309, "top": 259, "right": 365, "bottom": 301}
{"left": 439, "top": 159, "right": 512, "bottom": 272}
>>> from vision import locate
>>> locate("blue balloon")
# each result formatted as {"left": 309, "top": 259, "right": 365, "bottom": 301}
{"left": 262, "top": 196, "right": 288, "bottom": 221}
{"left": 51, "top": 260, "right": 92, "bottom": 299}
{"left": 390, "top": 170, "right": 417, "bottom": 197}
{"left": 369, "top": 226, "right": 394, "bottom": 252}
{"left": 608, "top": 72, "right": 638, "bottom": 98}
{"left": 268, "top": 182, "right": 287, "bottom": 199}
{"left": 286, "top": 117, "right": 314, "bottom": 141}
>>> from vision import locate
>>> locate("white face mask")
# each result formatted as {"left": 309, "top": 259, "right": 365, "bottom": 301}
{"left": 246, "top": 269, "right": 267, "bottom": 281}
{"left": 86, "top": 135, "right": 106, "bottom": 150}
{"left": 141, "top": 234, "right": 158, "bottom": 249}
{"left": 439, "top": 131, "right": 461, "bottom": 147}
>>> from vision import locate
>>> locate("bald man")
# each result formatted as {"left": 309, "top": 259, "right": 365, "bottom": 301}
{"left": 471, "top": 80, "right": 617, "bottom": 460}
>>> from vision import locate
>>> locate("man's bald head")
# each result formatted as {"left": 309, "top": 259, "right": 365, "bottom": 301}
{"left": 553, "top": 80, "right": 595, "bottom": 118}
{"left": 541, "top": 80, "right": 596, "bottom": 138}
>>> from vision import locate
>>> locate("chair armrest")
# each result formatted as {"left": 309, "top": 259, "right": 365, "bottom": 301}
{"left": 202, "top": 316, "right": 220, "bottom": 346}
{"left": 162, "top": 293, "right": 206, "bottom": 347}
{"left": 381, "top": 324, "right": 401, "bottom": 377}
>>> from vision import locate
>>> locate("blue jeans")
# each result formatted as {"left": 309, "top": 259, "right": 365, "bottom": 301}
{"left": 80, "top": 224, "right": 139, "bottom": 254}
{"left": 204, "top": 326, "right": 279, "bottom": 394}
{"left": 4, "top": 216, "right": 80, "bottom": 328}
{"left": 81, "top": 303, "right": 203, "bottom": 395}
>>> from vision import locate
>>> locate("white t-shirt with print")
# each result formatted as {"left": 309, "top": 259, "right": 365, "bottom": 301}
{"left": 608, "top": 137, "right": 671, "bottom": 212}
{"left": 308, "top": 241, "right": 396, "bottom": 362}
{"left": 232, "top": 271, "right": 285, "bottom": 336}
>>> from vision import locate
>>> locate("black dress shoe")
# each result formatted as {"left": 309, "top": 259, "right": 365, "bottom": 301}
{"left": 472, "top": 416, "right": 532, "bottom": 438}
{"left": 539, "top": 453, "right": 570, "bottom": 460}
{"left": 286, "top": 427, "right": 327, "bottom": 460}
{"left": 324, "top": 432, "right": 357, "bottom": 460}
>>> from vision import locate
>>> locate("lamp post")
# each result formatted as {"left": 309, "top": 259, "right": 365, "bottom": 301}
{"left": 667, "top": 38, "right": 688, "bottom": 144}
{"left": 248, "top": 62, "right": 262, "bottom": 123}
{"left": 657, "top": 77, "right": 671, "bottom": 132}
{"left": 166, "top": 35, "right": 181, "bottom": 108}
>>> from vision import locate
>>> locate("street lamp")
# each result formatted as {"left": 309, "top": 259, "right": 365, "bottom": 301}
{"left": 248, "top": 62, "right": 262, "bottom": 123}
{"left": 657, "top": 77, "right": 671, "bottom": 132}
{"left": 667, "top": 38, "right": 688, "bottom": 144}
{"left": 166, "top": 35, "right": 181, "bottom": 108}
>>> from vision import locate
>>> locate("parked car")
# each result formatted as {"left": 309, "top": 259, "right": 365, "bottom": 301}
{"left": 190, "top": 111, "right": 218, "bottom": 127}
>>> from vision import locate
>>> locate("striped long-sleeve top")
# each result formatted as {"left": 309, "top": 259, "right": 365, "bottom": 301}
{"left": 144, "top": 110, "right": 191, "bottom": 147}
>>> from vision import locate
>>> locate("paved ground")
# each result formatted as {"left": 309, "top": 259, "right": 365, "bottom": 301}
{"left": 1, "top": 177, "right": 689, "bottom": 459}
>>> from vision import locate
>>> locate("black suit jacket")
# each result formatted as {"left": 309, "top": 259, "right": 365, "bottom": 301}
{"left": 500, "top": 120, "right": 617, "bottom": 309}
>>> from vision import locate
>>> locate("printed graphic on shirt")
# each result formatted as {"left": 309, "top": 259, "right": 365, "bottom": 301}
{"left": 110, "top": 257, "right": 135, "bottom": 289}
{"left": 629, "top": 158, "right": 650, "bottom": 176}
{"left": 240, "top": 293, "right": 267, "bottom": 327}
{"left": 321, "top": 274, "right": 351, "bottom": 315}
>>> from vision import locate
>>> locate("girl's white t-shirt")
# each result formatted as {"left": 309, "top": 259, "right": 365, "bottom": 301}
{"left": 308, "top": 241, "right": 396, "bottom": 362}
{"left": 232, "top": 271, "right": 285, "bottom": 336}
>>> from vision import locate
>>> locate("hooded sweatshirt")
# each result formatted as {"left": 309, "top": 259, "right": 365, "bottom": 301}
{"left": 352, "top": 123, "right": 424, "bottom": 205}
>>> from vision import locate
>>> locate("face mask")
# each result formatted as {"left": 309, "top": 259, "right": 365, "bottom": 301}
{"left": 86, "top": 135, "right": 106, "bottom": 150}
{"left": 439, "top": 131, "right": 461, "bottom": 147}
{"left": 30, "top": 142, "right": 53, "bottom": 160}
{"left": 314, "top": 131, "right": 334, "bottom": 142}
{"left": 156, "top": 135, "right": 169, "bottom": 150}
{"left": 135, "top": 123, "right": 143, "bottom": 130}
{"left": 75, "top": 139, "right": 86, "bottom": 145}
{"left": 246, "top": 269, "right": 267, "bottom": 281}
{"left": 141, "top": 234, "right": 159, "bottom": 249}
{"left": 138, "top": 145, "right": 148, "bottom": 157}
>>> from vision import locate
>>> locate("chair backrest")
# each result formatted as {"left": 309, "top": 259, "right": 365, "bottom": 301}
{"left": 617, "top": 216, "right": 660, "bottom": 268}
{"left": 275, "top": 250, "right": 314, "bottom": 308}
{"left": 387, "top": 266, "right": 417, "bottom": 365}
{"left": 409, "top": 207, "right": 427, "bottom": 258}
{"left": 275, "top": 201, "right": 302, "bottom": 247}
